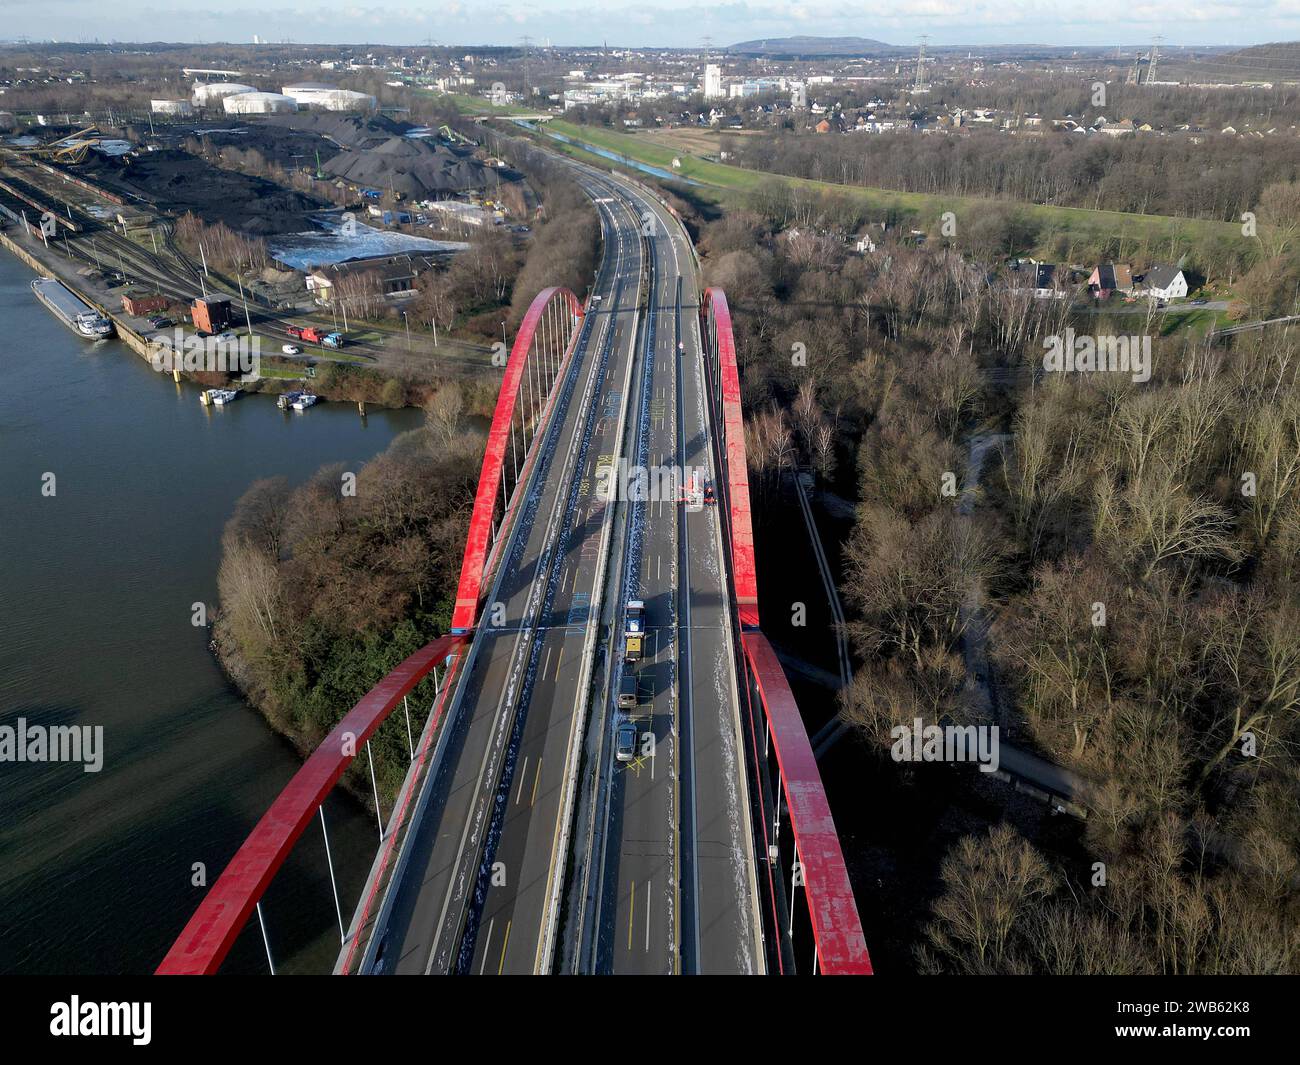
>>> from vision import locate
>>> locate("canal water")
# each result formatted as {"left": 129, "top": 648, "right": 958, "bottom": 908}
{"left": 0, "top": 250, "right": 423, "bottom": 974}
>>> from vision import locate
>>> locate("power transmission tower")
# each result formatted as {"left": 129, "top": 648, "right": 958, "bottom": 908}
{"left": 914, "top": 35, "right": 929, "bottom": 91}
{"left": 520, "top": 35, "right": 531, "bottom": 97}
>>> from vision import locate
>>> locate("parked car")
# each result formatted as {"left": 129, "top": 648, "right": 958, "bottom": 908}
{"left": 1191, "top": 297, "right": 1209, "bottom": 305}
{"left": 615, "top": 721, "right": 638, "bottom": 762}
{"left": 282, "top": 344, "right": 301, "bottom": 355}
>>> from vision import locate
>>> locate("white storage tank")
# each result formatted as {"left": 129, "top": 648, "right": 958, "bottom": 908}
{"left": 223, "top": 92, "right": 299, "bottom": 115}
{"left": 192, "top": 82, "right": 256, "bottom": 107}
{"left": 281, "top": 83, "right": 377, "bottom": 111}
{"left": 151, "top": 99, "right": 195, "bottom": 116}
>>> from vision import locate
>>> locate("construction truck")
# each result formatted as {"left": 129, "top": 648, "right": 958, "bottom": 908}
{"left": 624, "top": 600, "right": 645, "bottom": 663}
{"left": 287, "top": 325, "right": 344, "bottom": 347}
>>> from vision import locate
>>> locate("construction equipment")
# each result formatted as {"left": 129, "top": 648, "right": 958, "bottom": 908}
{"left": 20, "top": 126, "right": 103, "bottom": 165}
{"left": 438, "top": 124, "right": 476, "bottom": 147}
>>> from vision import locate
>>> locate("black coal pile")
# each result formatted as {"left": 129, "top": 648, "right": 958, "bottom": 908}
{"left": 321, "top": 137, "right": 491, "bottom": 197}
{"left": 78, "top": 149, "right": 328, "bottom": 235}
{"left": 259, "top": 112, "right": 414, "bottom": 150}
{"left": 180, "top": 123, "right": 343, "bottom": 170}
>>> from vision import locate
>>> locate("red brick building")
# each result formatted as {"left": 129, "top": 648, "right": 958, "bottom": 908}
{"left": 122, "top": 292, "right": 169, "bottom": 317}
{"left": 191, "top": 295, "right": 232, "bottom": 334}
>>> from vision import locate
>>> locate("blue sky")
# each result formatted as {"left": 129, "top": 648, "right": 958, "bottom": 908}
{"left": 3, "top": 1, "right": 1300, "bottom": 50}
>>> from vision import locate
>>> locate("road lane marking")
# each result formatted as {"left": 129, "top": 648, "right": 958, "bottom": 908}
{"left": 515, "top": 756, "right": 530, "bottom": 806}
{"left": 531, "top": 758, "right": 543, "bottom": 807}
{"left": 645, "top": 881, "right": 651, "bottom": 952}
{"left": 480, "top": 919, "right": 494, "bottom": 975}
{"left": 627, "top": 884, "right": 634, "bottom": 951}
{"left": 498, "top": 920, "right": 512, "bottom": 975}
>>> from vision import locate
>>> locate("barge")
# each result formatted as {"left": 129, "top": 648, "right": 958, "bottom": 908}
{"left": 31, "top": 278, "right": 114, "bottom": 339}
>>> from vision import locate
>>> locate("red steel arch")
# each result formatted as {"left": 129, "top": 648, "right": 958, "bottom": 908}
{"left": 700, "top": 288, "right": 760, "bottom": 629}
{"left": 700, "top": 286, "right": 873, "bottom": 976}
{"left": 451, "top": 286, "right": 584, "bottom": 633}
{"left": 157, "top": 634, "right": 466, "bottom": 975}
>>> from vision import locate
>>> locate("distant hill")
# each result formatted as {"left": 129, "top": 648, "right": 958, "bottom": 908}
{"left": 727, "top": 36, "right": 896, "bottom": 58}
{"left": 1161, "top": 41, "right": 1300, "bottom": 84}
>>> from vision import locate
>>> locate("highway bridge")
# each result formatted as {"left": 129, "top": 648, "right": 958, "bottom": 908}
{"left": 156, "top": 158, "right": 872, "bottom": 976}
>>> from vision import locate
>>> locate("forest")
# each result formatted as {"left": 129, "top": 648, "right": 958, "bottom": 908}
{"left": 679, "top": 186, "right": 1300, "bottom": 974}
{"left": 213, "top": 395, "right": 480, "bottom": 805}
{"left": 726, "top": 126, "right": 1300, "bottom": 224}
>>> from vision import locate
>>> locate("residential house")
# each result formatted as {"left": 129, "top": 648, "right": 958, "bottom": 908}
{"left": 1098, "top": 118, "right": 1137, "bottom": 137}
{"left": 1010, "top": 261, "right": 1069, "bottom": 299}
{"left": 1088, "top": 263, "right": 1134, "bottom": 298}
{"left": 1136, "top": 264, "right": 1188, "bottom": 301}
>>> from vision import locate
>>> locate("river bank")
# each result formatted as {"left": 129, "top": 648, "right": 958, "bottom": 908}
{"left": 0, "top": 220, "right": 498, "bottom": 414}
{"left": 0, "top": 249, "right": 428, "bottom": 973}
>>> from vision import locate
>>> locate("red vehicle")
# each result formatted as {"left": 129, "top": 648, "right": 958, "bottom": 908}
{"left": 286, "top": 325, "right": 327, "bottom": 343}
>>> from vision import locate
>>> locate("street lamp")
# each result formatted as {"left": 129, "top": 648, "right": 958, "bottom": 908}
{"left": 402, "top": 310, "right": 411, "bottom": 352}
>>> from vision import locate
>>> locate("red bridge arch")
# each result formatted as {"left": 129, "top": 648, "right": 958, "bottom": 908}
{"left": 156, "top": 634, "right": 466, "bottom": 975}
{"left": 451, "top": 286, "right": 584, "bottom": 633}
{"left": 700, "top": 286, "right": 873, "bottom": 975}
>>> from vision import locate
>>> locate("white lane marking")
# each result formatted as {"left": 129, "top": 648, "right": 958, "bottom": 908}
{"left": 515, "top": 755, "right": 530, "bottom": 806}
{"left": 480, "top": 919, "right": 494, "bottom": 975}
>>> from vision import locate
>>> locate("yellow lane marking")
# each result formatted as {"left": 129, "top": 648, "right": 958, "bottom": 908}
{"left": 498, "top": 920, "right": 512, "bottom": 975}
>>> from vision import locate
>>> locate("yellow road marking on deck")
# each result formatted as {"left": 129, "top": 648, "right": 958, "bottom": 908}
{"left": 498, "top": 920, "right": 512, "bottom": 975}
{"left": 531, "top": 758, "right": 543, "bottom": 806}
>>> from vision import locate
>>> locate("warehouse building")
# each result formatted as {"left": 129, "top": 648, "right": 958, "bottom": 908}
{"left": 223, "top": 92, "right": 299, "bottom": 115}
{"left": 281, "top": 83, "right": 377, "bottom": 112}
{"left": 192, "top": 82, "right": 256, "bottom": 107}
{"left": 151, "top": 99, "right": 194, "bottom": 116}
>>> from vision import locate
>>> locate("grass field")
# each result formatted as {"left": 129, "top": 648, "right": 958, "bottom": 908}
{"left": 538, "top": 120, "right": 1246, "bottom": 252}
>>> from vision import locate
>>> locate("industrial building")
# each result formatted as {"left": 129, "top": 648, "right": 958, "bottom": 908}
{"left": 192, "top": 82, "right": 256, "bottom": 107}
{"left": 703, "top": 64, "right": 724, "bottom": 100}
{"left": 151, "top": 99, "right": 194, "bottom": 116}
{"left": 222, "top": 92, "right": 299, "bottom": 115}
{"left": 281, "top": 83, "right": 377, "bottom": 111}
{"left": 423, "top": 200, "right": 490, "bottom": 228}
{"left": 191, "top": 295, "right": 233, "bottom": 334}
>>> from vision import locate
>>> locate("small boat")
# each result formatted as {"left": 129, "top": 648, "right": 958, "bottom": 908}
{"left": 277, "top": 390, "right": 304, "bottom": 410}
{"left": 201, "top": 388, "right": 240, "bottom": 407}
{"left": 291, "top": 392, "right": 318, "bottom": 411}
